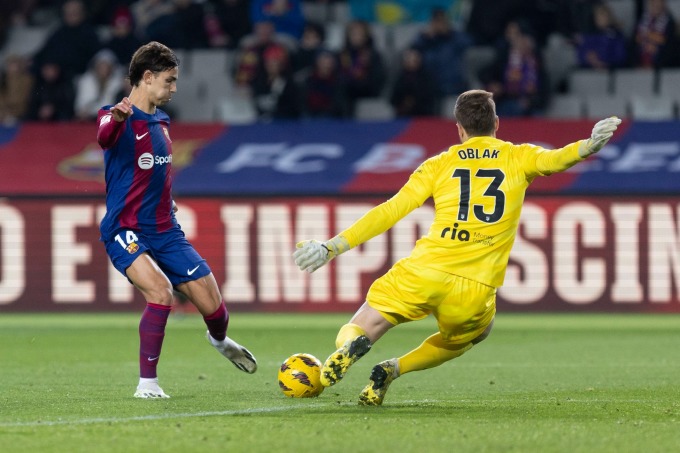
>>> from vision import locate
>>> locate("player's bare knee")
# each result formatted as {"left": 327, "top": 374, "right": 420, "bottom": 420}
{"left": 144, "top": 285, "right": 174, "bottom": 306}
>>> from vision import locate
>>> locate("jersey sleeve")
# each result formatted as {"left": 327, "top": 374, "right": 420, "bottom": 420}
{"left": 339, "top": 159, "right": 435, "bottom": 248}
{"left": 518, "top": 140, "right": 585, "bottom": 179}
{"left": 97, "top": 108, "right": 126, "bottom": 149}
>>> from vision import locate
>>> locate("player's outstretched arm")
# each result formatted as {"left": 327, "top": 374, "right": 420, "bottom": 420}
{"left": 110, "top": 97, "right": 133, "bottom": 122}
{"left": 97, "top": 97, "right": 134, "bottom": 149}
{"left": 293, "top": 236, "right": 351, "bottom": 273}
{"left": 578, "top": 116, "right": 622, "bottom": 158}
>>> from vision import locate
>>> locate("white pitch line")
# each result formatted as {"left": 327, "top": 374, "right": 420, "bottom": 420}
{"left": 2, "top": 398, "right": 668, "bottom": 428}
{"left": 0, "top": 403, "right": 330, "bottom": 428}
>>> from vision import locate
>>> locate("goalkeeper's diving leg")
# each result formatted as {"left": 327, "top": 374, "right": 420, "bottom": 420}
{"left": 358, "top": 320, "right": 494, "bottom": 406}
{"left": 319, "top": 303, "right": 394, "bottom": 387}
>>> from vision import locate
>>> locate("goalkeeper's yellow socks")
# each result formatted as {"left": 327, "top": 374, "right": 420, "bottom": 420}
{"left": 335, "top": 323, "right": 367, "bottom": 348}
{"left": 397, "top": 332, "right": 472, "bottom": 375}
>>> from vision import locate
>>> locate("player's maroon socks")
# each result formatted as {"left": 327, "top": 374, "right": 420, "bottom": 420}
{"left": 204, "top": 301, "right": 229, "bottom": 341}
{"left": 139, "top": 303, "right": 172, "bottom": 378}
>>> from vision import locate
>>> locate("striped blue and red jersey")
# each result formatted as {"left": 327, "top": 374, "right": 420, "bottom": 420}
{"left": 97, "top": 105, "right": 176, "bottom": 240}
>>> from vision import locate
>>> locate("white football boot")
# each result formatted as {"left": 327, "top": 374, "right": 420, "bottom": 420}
{"left": 134, "top": 377, "right": 170, "bottom": 399}
{"left": 207, "top": 331, "right": 258, "bottom": 374}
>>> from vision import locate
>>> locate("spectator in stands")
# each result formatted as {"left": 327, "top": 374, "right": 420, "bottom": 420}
{"left": 292, "top": 22, "right": 326, "bottom": 81}
{"left": 411, "top": 7, "right": 472, "bottom": 97}
{"left": 171, "top": 0, "right": 208, "bottom": 49}
{"left": 338, "top": 20, "right": 387, "bottom": 115}
{"left": 75, "top": 49, "right": 124, "bottom": 121}
{"left": 0, "top": 2, "right": 14, "bottom": 49}
{"left": 465, "top": 0, "right": 522, "bottom": 46}
{"left": 302, "top": 49, "right": 347, "bottom": 118}
{"left": 130, "top": 0, "right": 175, "bottom": 42}
{"left": 556, "top": 0, "right": 602, "bottom": 36}
{"left": 480, "top": 19, "right": 548, "bottom": 117}
{"left": 87, "top": 0, "right": 137, "bottom": 26}
{"left": 250, "top": 0, "right": 305, "bottom": 40}
{"left": 0, "top": 0, "right": 41, "bottom": 28}
{"left": 631, "top": 0, "right": 679, "bottom": 68}
{"left": 235, "top": 20, "right": 296, "bottom": 88}
{"left": 27, "top": 59, "right": 76, "bottom": 122}
{"left": 207, "top": 0, "right": 251, "bottom": 49}
{"left": 32, "top": 0, "right": 101, "bottom": 79}
{"left": 389, "top": 47, "right": 437, "bottom": 117}
{"left": 0, "top": 55, "right": 34, "bottom": 125}
{"left": 252, "top": 44, "right": 302, "bottom": 120}
{"left": 105, "top": 6, "right": 143, "bottom": 67}
{"left": 575, "top": 2, "right": 628, "bottom": 70}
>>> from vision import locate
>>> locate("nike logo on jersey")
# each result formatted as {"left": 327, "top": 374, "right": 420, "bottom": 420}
{"left": 136, "top": 132, "right": 149, "bottom": 140}
{"left": 187, "top": 265, "right": 200, "bottom": 276}
{"left": 147, "top": 356, "right": 159, "bottom": 361}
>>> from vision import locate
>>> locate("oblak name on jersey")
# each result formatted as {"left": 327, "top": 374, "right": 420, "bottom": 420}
{"left": 457, "top": 148, "right": 500, "bottom": 160}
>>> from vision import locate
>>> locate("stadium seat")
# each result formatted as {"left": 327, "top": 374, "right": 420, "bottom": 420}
{"left": 330, "top": 2, "right": 351, "bottom": 23}
{"left": 542, "top": 33, "right": 578, "bottom": 92}
{"left": 584, "top": 95, "right": 628, "bottom": 119}
{"left": 0, "top": 25, "right": 50, "bottom": 60}
{"left": 612, "top": 68, "right": 656, "bottom": 96}
{"left": 172, "top": 75, "right": 216, "bottom": 122}
{"left": 630, "top": 95, "right": 675, "bottom": 120}
{"left": 667, "top": 0, "right": 680, "bottom": 22}
{"left": 440, "top": 96, "right": 458, "bottom": 119}
{"left": 369, "top": 23, "right": 390, "bottom": 60}
{"left": 568, "top": 69, "right": 611, "bottom": 96}
{"left": 354, "top": 98, "right": 395, "bottom": 120}
{"left": 216, "top": 94, "right": 257, "bottom": 125}
{"left": 391, "top": 23, "right": 423, "bottom": 53}
{"left": 545, "top": 95, "right": 584, "bottom": 119}
{"left": 658, "top": 68, "right": 680, "bottom": 103}
{"left": 185, "top": 49, "right": 233, "bottom": 77}
{"left": 604, "top": 0, "right": 637, "bottom": 36}
{"left": 324, "top": 22, "right": 345, "bottom": 51}
{"left": 463, "top": 46, "right": 496, "bottom": 89}
{"left": 301, "top": 2, "right": 329, "bottom": 23}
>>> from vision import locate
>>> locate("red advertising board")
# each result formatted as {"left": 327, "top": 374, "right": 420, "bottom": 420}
{"left": 0, "top": 196, "right": 678, "bottom": 312}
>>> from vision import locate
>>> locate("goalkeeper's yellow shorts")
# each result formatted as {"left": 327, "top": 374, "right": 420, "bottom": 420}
{"left": 366, "top": 258, "right": 496, "bottom": 345}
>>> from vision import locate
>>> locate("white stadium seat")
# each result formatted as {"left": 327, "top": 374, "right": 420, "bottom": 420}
{"left": 630, "top": 95, "right": 675, "bottom": 120}
{"left": 569, "top": 69, "right": 610, "bottom": 96}
{"left": 216, "top": 95, "right": 257, "bottom": 125}
{"left": 354, "top": 98, "right": 395, "bottom": 120}
{"left": 584, "top": 95, "right": 628, "bottom": 119}
{"left": 612, "top": 68, "right": 656, "bottom": 96}
{"left": 604, "top": 0, "right": 637, "bottom": 36}
{"left": 546, "top": 95, "right": 584, "bottom": 119}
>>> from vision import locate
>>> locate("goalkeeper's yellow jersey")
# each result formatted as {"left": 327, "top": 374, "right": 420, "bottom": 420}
{"left": 339, "top": 136, "right": 585, "bottom": 288}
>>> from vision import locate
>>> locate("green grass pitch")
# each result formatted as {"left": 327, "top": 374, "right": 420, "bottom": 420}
{"left": 1, "top": 312, "right": 679, "bottom": 453}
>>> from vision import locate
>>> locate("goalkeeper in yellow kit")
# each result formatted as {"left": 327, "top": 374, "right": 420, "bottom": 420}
{"left": 293, "top": 90, "right": 621, "bottom": 406}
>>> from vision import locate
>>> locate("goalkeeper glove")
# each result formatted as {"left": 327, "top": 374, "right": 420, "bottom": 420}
{"left": 578, "top": 116, "right": 622, "bottom": 158}
{"left": 293, "top": 236, "right": 351, "bottom": 273}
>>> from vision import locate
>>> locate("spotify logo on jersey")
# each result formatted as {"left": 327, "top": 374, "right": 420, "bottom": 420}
{"left": 137, "top": 152, "right": 172, "bottom": 170}
{"left": 138, "top": 153, "right": 154, "bottom": 170}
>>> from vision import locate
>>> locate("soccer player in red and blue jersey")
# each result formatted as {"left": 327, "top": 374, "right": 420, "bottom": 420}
{"left": 97, "top": 42, "right": 257, "bottom": 398}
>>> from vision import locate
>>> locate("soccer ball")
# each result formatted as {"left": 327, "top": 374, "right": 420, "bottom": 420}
{"left": 278, "top": 353, "right": 325, "bottom": 398}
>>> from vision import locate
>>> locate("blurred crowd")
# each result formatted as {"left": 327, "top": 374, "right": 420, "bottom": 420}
{"left": 0, "top": 0, "right": 678, "bottom": 125}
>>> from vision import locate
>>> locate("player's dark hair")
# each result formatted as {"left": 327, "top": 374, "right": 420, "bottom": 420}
{"left": 128, "top": 41, "right": 179, "bottom": 87}
{"left": 454, "top": 90, "right": 497, "bottom": 137}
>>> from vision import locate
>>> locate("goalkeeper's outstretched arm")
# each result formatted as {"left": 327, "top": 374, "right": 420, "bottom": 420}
{"left": 293, "top": 187, "right": 423, "bottom": 273}
{"left": 534, "top": 116, "right": 622, "bottom": 176}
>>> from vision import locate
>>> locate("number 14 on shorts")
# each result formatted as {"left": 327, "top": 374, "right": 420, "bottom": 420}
{"left": 115, "top": 230, "right": 140, "bottom": 254}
